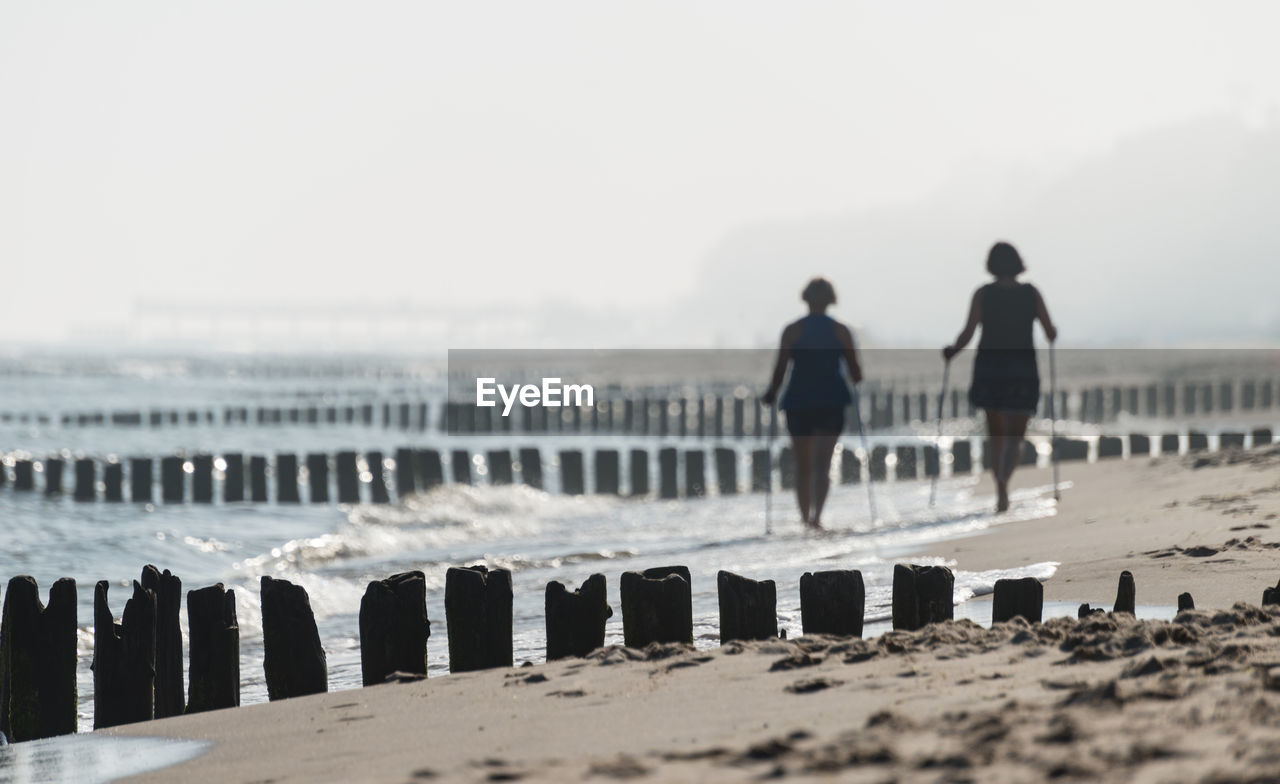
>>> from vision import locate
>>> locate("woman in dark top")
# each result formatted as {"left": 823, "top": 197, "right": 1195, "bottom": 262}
{"left": 943, "top": 242, "right": 1057, "bottom": 512}
{"left": 763, "top": 278, "right": 862, "bottom": 528}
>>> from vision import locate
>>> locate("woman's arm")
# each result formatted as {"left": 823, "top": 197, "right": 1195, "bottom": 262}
{"left": 942, "top": 289, "right": 983, "bottom": 360}
{"left": 1034, "top": 287, "right": 1058, "bottom": 342}
{"left": 836, "top": 324, "right": 863, "bottom": 384}
{"left": 761, "top": 325, "right": 796, "bottom": 404}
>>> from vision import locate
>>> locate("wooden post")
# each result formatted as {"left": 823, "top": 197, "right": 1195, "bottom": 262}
{"left": 717, "top": 571, "right": 776, "bottom": 643}
{"left": 715, "top": 447, "right": 737, "bottom": 495}
{"left": 1220, "top": 432, "right": 1245, "bottom": 449}
{"left": 260, "top": 576, "right": 327, "bottom": 700}
{"left": 161, "top": 456, "right": 184, "bottom": 503}
{"left": 732, "top": 398, "right": 745, "bottom": 438}
{"left": 488, "top": 450, "right": 514, "bottom": 485}
{"left": 0, "top": 576, "right": 77, "bottom": 742}
{"left": 799, "top": 570, "right": 864, "bottom": 638}
{"left": 991, "top": 577, "right": 1043, "bottom": 624}
{"left": 594, "top": 449, "right": 620, "bottom": 494}
{"left": 841, "top": 449, "right": 861, "bottom": 484}
{"left": 1113, "top": 571, "right": 1136, "bottom": 615}
{"left": 336, "top": 451, "right": 359, "bottom": 503}
{"left": 922, "top": 446, "right": 939, "bottom": 478}
{"left": 367, "top": 451, "right": 390, "bottom": 503}
{"left": 869, "top": 446, "right": 888, "bottom": 481}
{"left": 780, "top": 447, "right": 795, "bottom": 489}
{"left": 223, "top": 454, "right": 245, "bottom": 503}
{"left": 394, "top": 448, "right": 415, "bottom": 498}
{"left": 186, "top": 584, "right": 239, "bottom": 714}
{"left": 891, "top": 564, "right": 954, "bottom": 631}
{"left": 1253, "top": 428, "right": 1274, "bottom": 447}
{"left": 545, "top": 574, "right": 612, "bottom": 660}
{"left": 1128, "top": 434, "right": 1151, "bottom": 456}
{"left": 140, "top": 566, "right": 184, "bottom": 719}
{"left": 306, "top": 453, "right": 329, "bottom": 503}
{"left": 684, "top": 449, "right": 706, "bottom": 497}
{"left": 620, "top": 566, "right": 692, "bottom": 647}
{"left": 1160, "top": 434, "right": 1180, "bottom": 456}
{"left": 559, "top": 450, "right": 585, "bottom": 495}
{"left": 129, "top": 458, "right": 152, "bottom": 502}
{"left": 1097, "top": 436, "right": 1123, "bottom": 459}
{"left": 103, "top": 461, "right": 123, "bottom": 502}
{"left": 92, "top": 580, "right": 156, "bottom": 729}
{"left": 414, "top": 449, "right": 444, "bottom": 491}
{"left": 658, "top": 447, "right": 678, "bottom": 499}
{"left": 250, "top": 456, "right": 268, "bottom": 502}
{"left": 1188, "top": 431, "right": 1208, "bottom": 452}
{"left": 44, "top": 458, "right": 64, "bottom": 495}
{"left": 894, "top": 446, "right": 917, "bottom": 479}
{"left": 952, "top": 440, "right": 972, "bottom": 474}
{"left": 629, "top": 449, "right": 649, "bottom": 496}
{"left": 276, "top": 454, "right": 300, "bottom": 503}
{"left": 1262, "top": 578, "right": 1280, "bottom": 606}
{"left": 73, "top": 458, "right": 95, "bottom": 501}
{"left": 519, "top": 447, "right": 543, "bottom": 490}
{"left": 751, "top": 449, "right": 770, "bottom": 491}
{"left": 359, "top": 571, "right": 430, "bottom": 686}
{"left": 451, "top": 450, "right": 472, "bottom": 486}
{"left": 9, "top": 460, "right": 27, "bottom": 491}
{"left": 192, "top": 455, "right": 214, "bottom": 503}
{"left": 444, "top": 566, "right": 513, "bottom": 673}
{"left": 1177, "top": 592, "right": 1194, "bottom": 612}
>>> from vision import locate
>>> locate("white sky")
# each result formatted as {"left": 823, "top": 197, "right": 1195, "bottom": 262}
{"left": 2, "top": 1, "right": 1278, "bottom": 346}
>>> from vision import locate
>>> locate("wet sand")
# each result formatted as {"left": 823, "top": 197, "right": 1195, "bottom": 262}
{"left": 108, "top": 447, "right": 1280, "bottom": 783}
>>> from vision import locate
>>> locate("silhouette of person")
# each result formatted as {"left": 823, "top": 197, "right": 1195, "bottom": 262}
{"left": 762, "top": 278, "right": 862, "bottom": 528}
{"left": 943, "top": 242, "right": 1057, "bottom": 512}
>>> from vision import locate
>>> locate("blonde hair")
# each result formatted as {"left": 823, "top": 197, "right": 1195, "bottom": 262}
{"left": 801, "top": 277, "right": 836, "bottom": 307}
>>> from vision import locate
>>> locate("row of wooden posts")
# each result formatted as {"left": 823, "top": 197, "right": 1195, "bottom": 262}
{"left": 1, "top": 427, "right": 1274, "bottom": 503}
{"left": 5, "top": 563, "right": 1264, "bottom": 744}
{"left": 6, "top": 377, "right": 1280, "bottom": 437}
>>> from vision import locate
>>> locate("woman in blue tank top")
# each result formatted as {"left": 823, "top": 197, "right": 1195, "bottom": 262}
{"left": 762, "top": 278, "right": 862, "bottom": 529}
{"left": 943, "top": 242, "right": 1057, "bottom": 512}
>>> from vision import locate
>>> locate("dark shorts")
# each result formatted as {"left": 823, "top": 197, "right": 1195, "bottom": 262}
{"left": 784, "top": 407, "right": 845, "bottom": 437}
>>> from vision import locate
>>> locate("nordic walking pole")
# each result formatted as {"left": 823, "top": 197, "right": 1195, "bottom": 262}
{"left": 1049, "top": 340, "right": 1060, "bottom": 501}
{"left": 851, "top": 384, "right": 878, "bottom": 522}
{"left": 929, "top": 359, "right": 951, "bottom": 507}
{"left": 765, "top": 402, "right": 776, "bottom": 536}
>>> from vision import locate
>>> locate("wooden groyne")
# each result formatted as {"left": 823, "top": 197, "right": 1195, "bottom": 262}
{"left": 0, "top": 428, "right": 1273, "bottom": 503}
{"left": 1, "top": 563, "right": 1269, "bottom": 743}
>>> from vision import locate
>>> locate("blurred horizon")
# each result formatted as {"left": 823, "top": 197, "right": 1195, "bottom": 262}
{"left": 3, "top": 2, "right": 1279, "bottom": 353}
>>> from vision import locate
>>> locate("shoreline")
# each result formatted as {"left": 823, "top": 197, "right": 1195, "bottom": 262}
{"left": 97, "top": 445, "right": 1280, "bottom": 782}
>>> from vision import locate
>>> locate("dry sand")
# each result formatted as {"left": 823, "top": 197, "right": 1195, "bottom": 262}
{"left": 109, "top": 447, "right": 1280, "bottom": 783}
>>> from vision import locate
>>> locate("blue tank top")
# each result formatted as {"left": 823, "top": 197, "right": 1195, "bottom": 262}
{"left": 780, "top": 314, "right": 853, "bottom": 411}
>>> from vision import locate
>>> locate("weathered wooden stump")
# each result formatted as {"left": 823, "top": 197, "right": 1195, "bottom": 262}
{"left": 1262, "top": 578, "right": 1280, "bottom": 606}
{"left": 444, "top": 566, "right": 513, "bottom": 673}
{"left": 1113, "top": 571, "right": 1136, "bottom": 615}
{"left": 129, "top": 458, "right": 152, "bottom": 502}
{"left": 519, "top": 447, "right": 543, "bottom": 489}
{"left": 186, "top": 584, "right": 239, "bottom": 714}
{"left": 1097, "top": 436, "right": 1123, "bottom": 459}
{"left": 1078, "top": 603, "right": 1105, "bottom": 618}
{"left": 952, "top": 440, "right": 973, "bottom": 474}
{"left": 249, "top": 455, "right": 269, "bottom": 502}
{"left": 629, "top": 449, "right": 649, "bottom": 496}
{"left": 306, "top": 453, "right": 329, "bottom": 503}
{"left": 260, "top": 576, "right": 327, "bottom": 700}
{"left": 658, "top": 448, "right": 678, "bottom": 499}
{"left": 360, "top": 571, "right": 430, "bottom": 686}
{"left": 1253, "top": 428, "right": 1274, "bottom": 447}
{"left": 276, "top": 454, "right": 300, "bottom": 503}
{"left": 891, "top": 564, "right": 954, "bottom": 630}
{"left": 895, "top": 446, "right": 917, "bottom": 479}
{"left": 367, "top": 451, "right": 390, "bottom": 503}
{"left": 799, "top": 570, "right": 864, "bottom": 638}
{"left": 780, "top": 447, "right": 795, "bottom": 489}
{"left": 416, "top": 449, "right": 445, "bottom": 490}
{"left": 992, "top": 577, "right": 1043, "bottom": 624}
{"left": 560, "top": 450, "right": 585, "bottom": 495}
{"left": 44, "top": 458, "right": 64, "bottom": 495}
{"left": 1220, "top": 432, "right": 1246, "bottom": 450}
{"left": 869, "top": 446, "right": 888, "bottom": 482}
{"left": 620, "top": 566, "right": 693, "bottom": 648}
{"left": 715, "top": 448, "right": 737, "bottom": 495}
{"left": 0, "top": 576, "right": 77, "bottom": 742}
{"left": 751, "top": 449, "right": 771, "bottom": 491}
{"left": 594, "top": 450, "right": 619, "bottom": 494}
{"left": 922, "top": 445, "right": 940, "bottom": 478}
{"left": 393, "top": 448, "right": 415, "bottom": 497}
{"left": 139, "top": 566, "right": 184, "bottom": 719}
{"left": 223, "top": 454, "right": 245, "bottom": 502}
{"left": 545, "top": 574, "right": 612, "bottom": 660}
{"left": 92, "top": 580, "right": 156, "bottom": 729}
{"left": 1177, "top": 592, "right": 1195, "bottom": 612}
{"left": 190, "top": 455, "right": 213, "bottom": 503}
{"left": 160, "top": 456, "right": 184, "bottom": 503}
{"left": 451, "top": 450, "right": 472, "bottom": 486}
{"left": 717, "top": 571, "right": 776, "bottom": 643}
{"left": 1128, "top": 434, "right": 1151, "bottom": 456}
{"left": 1188, "top": 431, "right": 1208, "bottom": 452}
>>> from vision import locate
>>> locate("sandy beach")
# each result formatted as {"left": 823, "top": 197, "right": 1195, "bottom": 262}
{"left": 106, "top": 447, "right": 1280, "bottom": 783}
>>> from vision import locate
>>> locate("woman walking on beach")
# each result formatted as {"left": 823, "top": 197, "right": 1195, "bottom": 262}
{"left": 762, "top": 278, "right": 862, "bottom": 529}
{"left": 943, "top": 242, "right": 1057, "bottom": 512}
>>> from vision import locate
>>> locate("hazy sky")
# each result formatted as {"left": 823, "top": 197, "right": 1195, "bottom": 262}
{"left": 2, "top": 2, "right": 1278, "bottom": 347}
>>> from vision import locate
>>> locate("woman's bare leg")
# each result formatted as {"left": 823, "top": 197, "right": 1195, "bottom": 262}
{"left": 791, "top": 435, "right": 813, "bottom": 524}
{"left": 984, "top": 409, "right": 1009, "bottom": 512}
{"left": 809, "top": 433, "right": 840, "bottom": 528}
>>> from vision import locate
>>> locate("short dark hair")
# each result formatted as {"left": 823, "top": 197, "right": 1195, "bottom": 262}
{"left": 986, "top": 242, "right": 1025, "bottom": 276}
{"left": 801, "top": 277, "right": 836, "bottom": 306}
